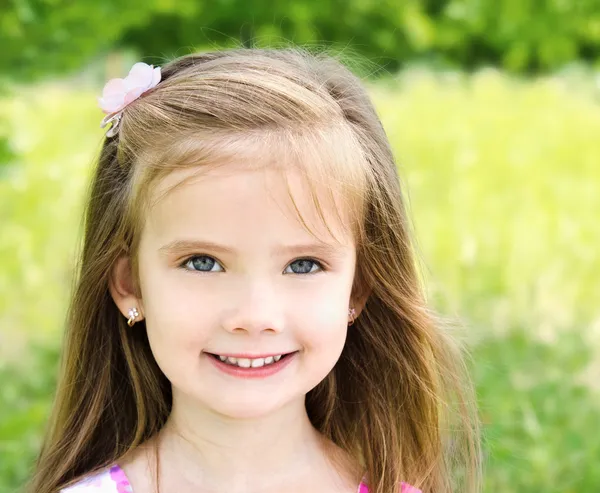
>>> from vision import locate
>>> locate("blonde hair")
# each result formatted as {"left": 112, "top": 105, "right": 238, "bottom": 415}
{"left": 29, "top": 47, "right": 482, "bottom": 493}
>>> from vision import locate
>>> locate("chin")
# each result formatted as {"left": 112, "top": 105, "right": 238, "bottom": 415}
{"left": 203, "top": 392, "right": 299, "bottom": 419}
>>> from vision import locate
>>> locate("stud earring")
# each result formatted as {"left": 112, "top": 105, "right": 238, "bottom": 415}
{"left": 348, "top": 307, "right": 356, "bottom": 326}
{"left": 127, "top": 307, "right": 140, "bottom": 327}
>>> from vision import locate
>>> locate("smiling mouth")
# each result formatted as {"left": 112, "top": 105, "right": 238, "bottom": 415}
{"left": 206, "top": 352, "right": 296, "bottom": 368}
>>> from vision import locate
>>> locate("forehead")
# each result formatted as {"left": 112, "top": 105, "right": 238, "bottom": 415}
{"left": 143, "top": 161, "right": 354, "bottom": 247}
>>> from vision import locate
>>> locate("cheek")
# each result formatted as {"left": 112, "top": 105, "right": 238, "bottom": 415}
{"left": 295, "top": 276, "right": 354, "bottom": 366}
{"left": 139, "top": 274, "right": 215, "bottom": 371}
{"left": 302, "top": 274, "right": 353, "bottom": 328}
{"left": 296, "top": 311, "right": 348, "bottom": 392}
{"left": 301, "top": 316, "right": 348, "bottom": 349}
{"left": 298, "top": 295, "right": 349, "bottom": 352}
{"left": 141, "top": 266, "right": 213, "bottom": 332}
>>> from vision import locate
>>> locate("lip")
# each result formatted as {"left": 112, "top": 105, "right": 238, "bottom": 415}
{"left": 206, "top": 352, "right": 294, "bottom": 359}
{"left": 205, "top": 351, "right": 298, "bottom": 379}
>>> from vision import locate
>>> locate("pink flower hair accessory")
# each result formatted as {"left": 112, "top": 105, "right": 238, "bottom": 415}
{"left": 98, "top": 62, "right": 161, "bottom": 137}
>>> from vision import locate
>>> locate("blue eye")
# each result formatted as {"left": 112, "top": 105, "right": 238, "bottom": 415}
{"left": 179, "top": 255, "right": 324, "bottom": 275}
{"left": 284, "top": 258, "right": 323, "bottom": 275}
{"left": 182, "top": 255, "right": 224, "bottom": 272}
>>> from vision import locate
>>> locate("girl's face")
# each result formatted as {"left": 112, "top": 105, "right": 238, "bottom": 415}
{"left": 134, "top": 162, "right": 357, "bottom": 419}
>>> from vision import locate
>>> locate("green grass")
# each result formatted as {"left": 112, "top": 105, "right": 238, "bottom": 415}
{"left": 1, "top": 68, "right": 599, "bottom": 493}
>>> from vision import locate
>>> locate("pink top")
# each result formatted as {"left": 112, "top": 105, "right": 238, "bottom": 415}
{"left": 60, "top": 464, "right": 421, "bottom": 493}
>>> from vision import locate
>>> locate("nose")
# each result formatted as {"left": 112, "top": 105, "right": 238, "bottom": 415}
{"left": 220, "top": 279, "right": 285, "bottom": 335}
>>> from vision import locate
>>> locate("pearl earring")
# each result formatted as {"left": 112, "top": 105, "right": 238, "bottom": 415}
{"left": 127, "top": 307, "right": 139, "bottom": 327}
{"left": 348, "top": 307, "right": 356, "bottom": 326}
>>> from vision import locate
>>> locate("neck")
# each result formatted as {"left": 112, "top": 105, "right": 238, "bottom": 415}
{"left": 153, "top": 394, "right": 352, "bottom": 492}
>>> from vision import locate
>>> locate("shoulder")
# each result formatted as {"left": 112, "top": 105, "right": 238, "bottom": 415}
{"left": 60, "top": 465, "right": 132, "bottom": 493}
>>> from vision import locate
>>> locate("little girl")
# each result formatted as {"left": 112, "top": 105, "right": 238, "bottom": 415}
{"left": 29, "top": 48, "right": 482, "bottom": 493}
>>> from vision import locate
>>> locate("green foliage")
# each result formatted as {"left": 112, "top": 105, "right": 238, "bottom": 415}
{"left": 131, "top": 0, "right": 600, "bottom": 74}
{"left": 1, "top": 68, "right": 600, "bottom": 492}
{"left": 1, "top": 0, "right": 600, "bottom": 84}
{"left": 0, "top": 344, "right": 59, "bottom": 493}
{"left": 0, "top": 0, "right": 199, "bottom": 82}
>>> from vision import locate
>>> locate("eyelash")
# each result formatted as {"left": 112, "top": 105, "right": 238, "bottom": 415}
{"left": 178, "top": 255, "right": 327, "bottom": 275}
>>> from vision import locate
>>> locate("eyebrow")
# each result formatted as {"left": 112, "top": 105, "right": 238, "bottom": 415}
{"left": 158, "top": 239, "right": 347, "bottom": 259}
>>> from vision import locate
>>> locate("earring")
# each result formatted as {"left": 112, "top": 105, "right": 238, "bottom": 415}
{"left": 348, "top": 307, "right": 356, "bottom": 326}
{"left": 127, "top": 307, "right": 140, "bottom": 327}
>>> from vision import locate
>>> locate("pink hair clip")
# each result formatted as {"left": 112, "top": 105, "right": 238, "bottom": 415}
{"left": 98, "top": 62, "right": 161, "bottom": 137}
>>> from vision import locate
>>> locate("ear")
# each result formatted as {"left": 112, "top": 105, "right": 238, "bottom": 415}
{"left": 109, "top": 255, "right": 145, "bottom": 321}
{"left": 350, "top": 280, "right": 371, "bottom": 319}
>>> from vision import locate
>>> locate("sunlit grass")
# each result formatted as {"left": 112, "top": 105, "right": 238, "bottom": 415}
{"left": 370, "top": 69, "right": 600, "bottom": 341}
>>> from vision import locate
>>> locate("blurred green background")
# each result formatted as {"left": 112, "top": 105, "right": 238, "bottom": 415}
{"left": 1, "top": 1, "right": 600, "bottom": 492}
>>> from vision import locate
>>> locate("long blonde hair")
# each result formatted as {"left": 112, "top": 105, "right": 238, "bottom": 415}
{"left": 29, "top": 47, "right": 482, "bottom": 493}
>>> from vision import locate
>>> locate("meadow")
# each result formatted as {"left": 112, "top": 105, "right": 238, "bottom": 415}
{"left": 1, "top": 67, "right": 599, "bottom": 493}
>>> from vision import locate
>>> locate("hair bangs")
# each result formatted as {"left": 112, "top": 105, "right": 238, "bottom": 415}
{"left": 129, "top": 123, "right": 371, "bottom": 251}
{"left": 271, "top": 124, "right": 371, "bottom": 248}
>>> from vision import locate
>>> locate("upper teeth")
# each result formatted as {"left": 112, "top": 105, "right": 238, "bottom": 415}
{"left": 218, "top": 355, "right": 283, "bottom": 368}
